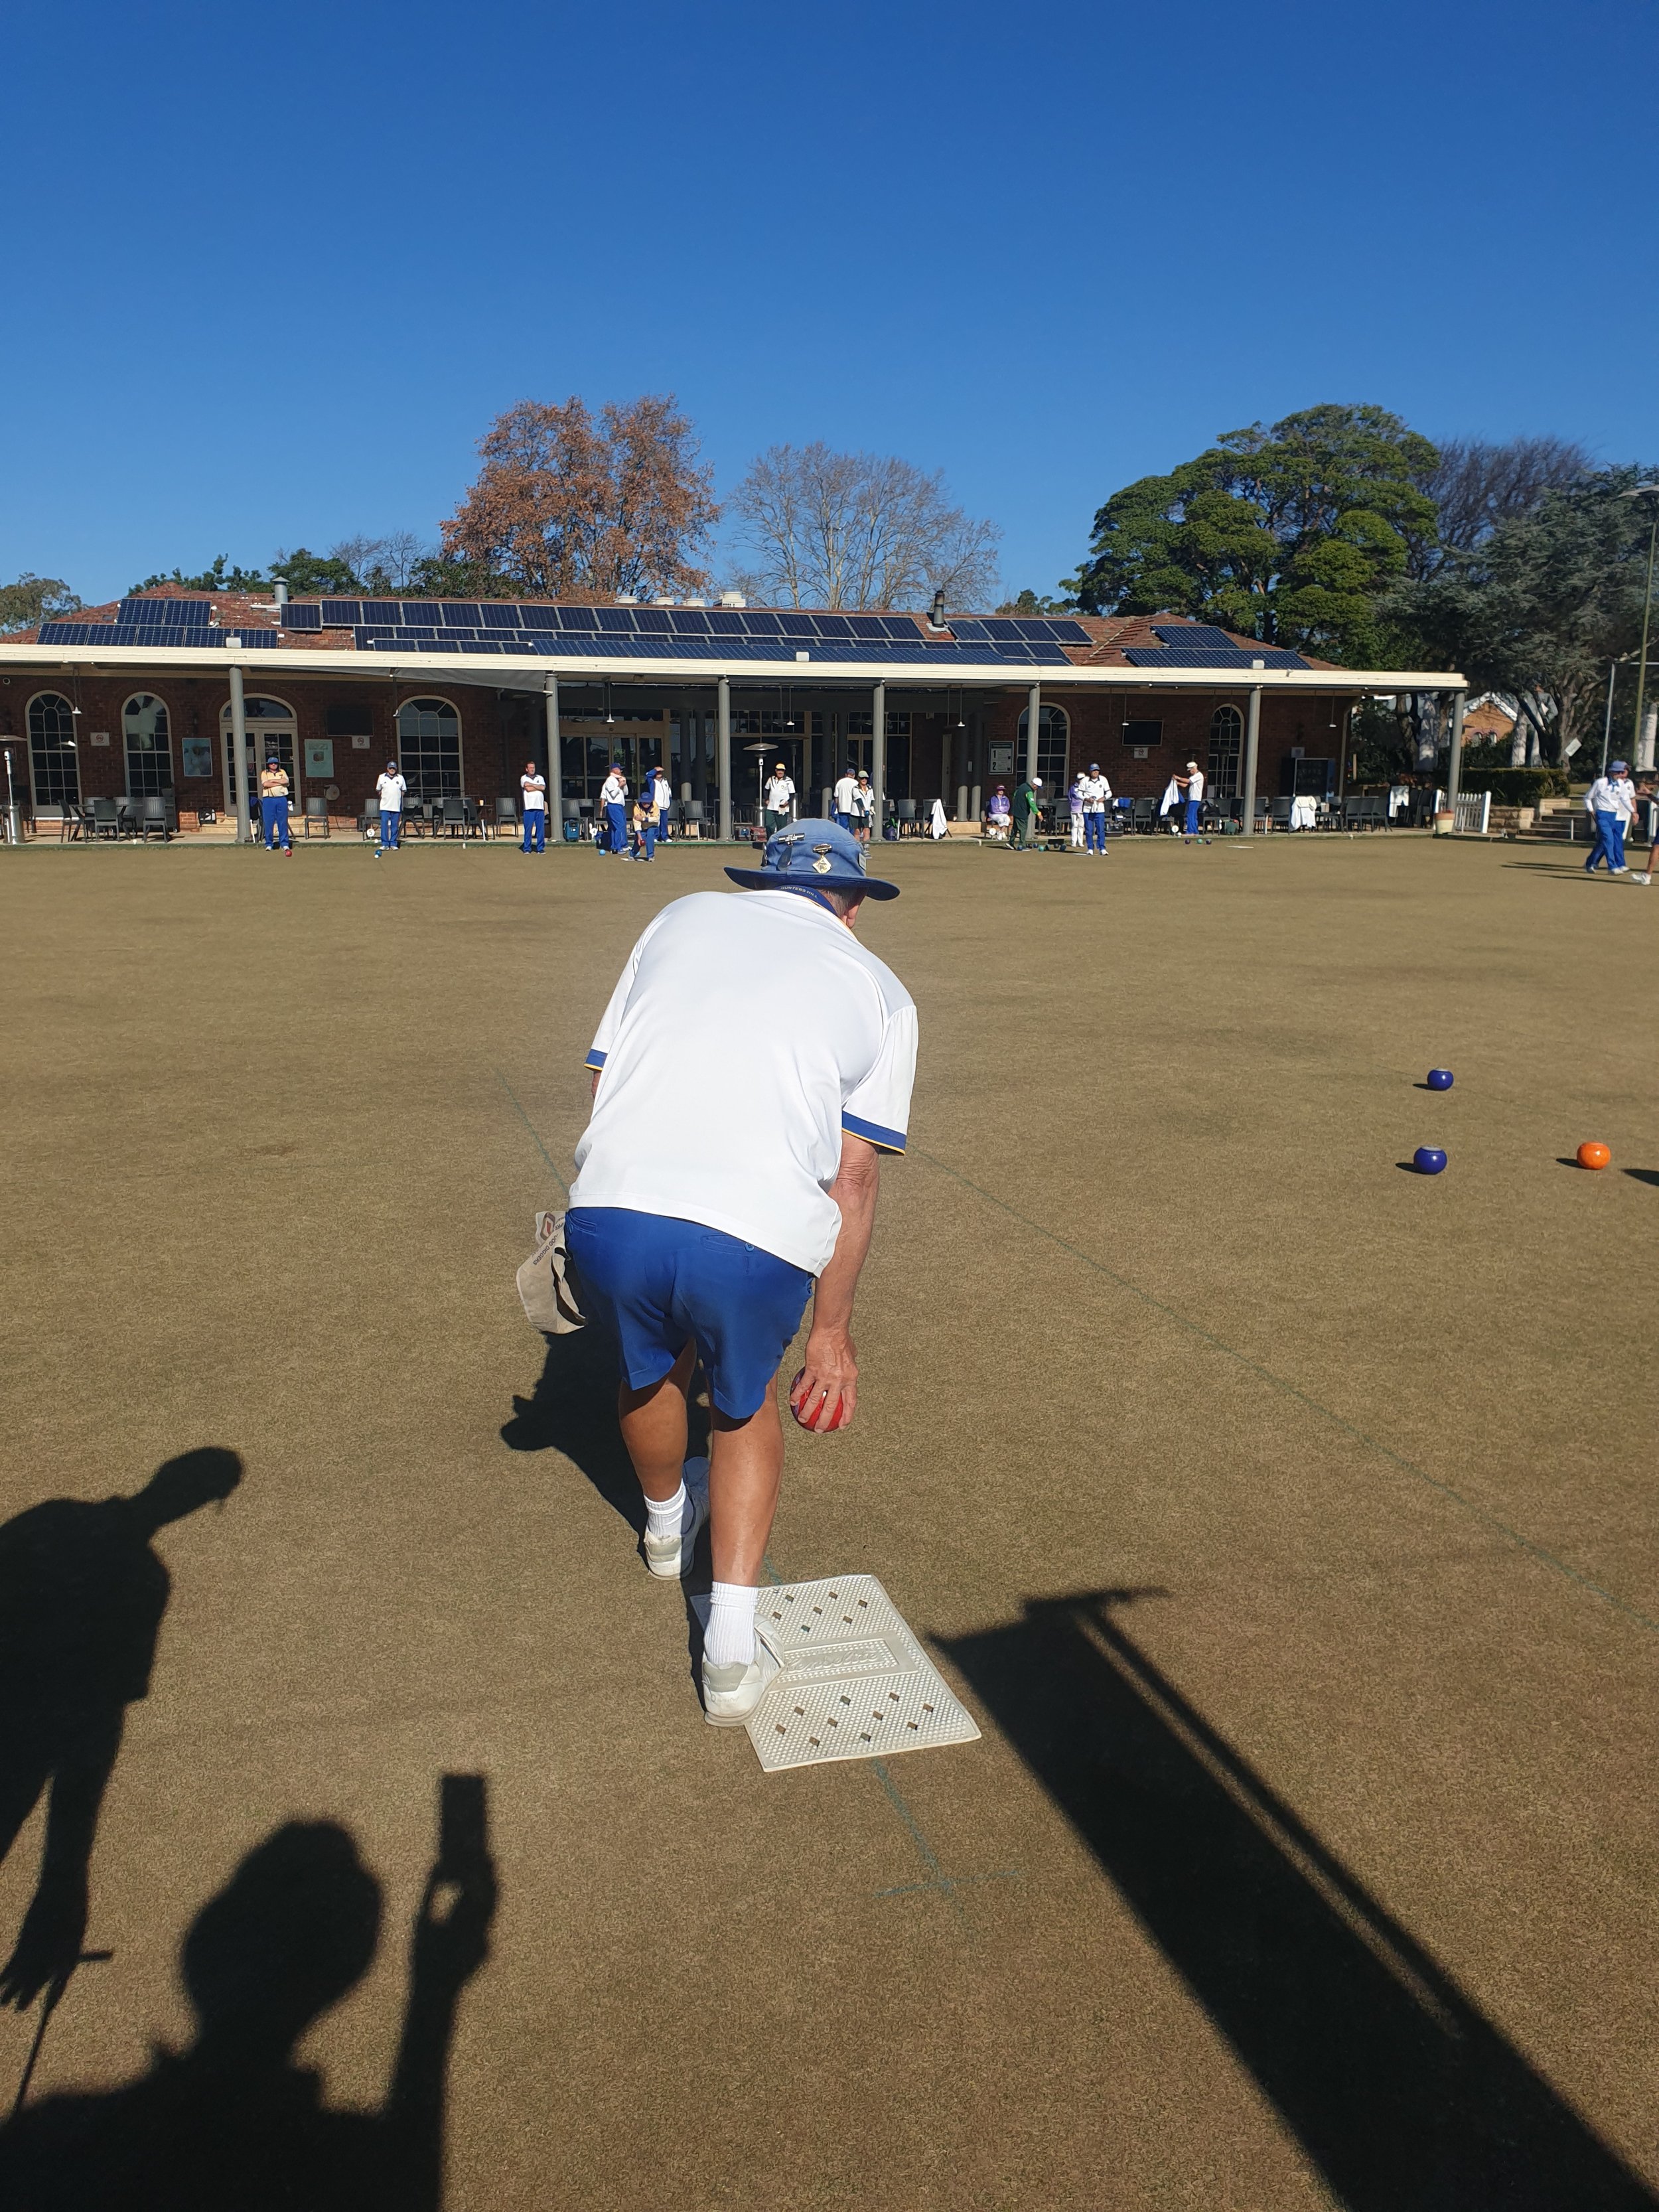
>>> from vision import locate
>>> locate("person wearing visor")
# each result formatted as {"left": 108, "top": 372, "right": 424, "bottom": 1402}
{"left": 565, "top": 820, "right": 917, "bottom": 1730}
{"left": 259, "top": 757, "right": 292, "bottom": 853}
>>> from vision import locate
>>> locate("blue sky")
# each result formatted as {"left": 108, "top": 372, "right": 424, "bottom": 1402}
{"left": 3, "top": 0, "right": 1652, "bottom": 607}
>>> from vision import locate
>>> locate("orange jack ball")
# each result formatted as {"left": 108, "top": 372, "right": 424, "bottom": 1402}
{"left": 1577, "top": 1141, "right": 1611, "bottom": 1171}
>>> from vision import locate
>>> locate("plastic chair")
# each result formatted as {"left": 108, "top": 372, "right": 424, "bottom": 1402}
{"left": 303, "top": 796, "right": 330, "bottom": 840}
{"left": 495, "top": 797, "right": 519, "bottom": 842}
{"left": 135, "top": 794, "right": 172, "bottom": 842}
{"left": 88, "top": 796, "right": 122, "bottom": 840}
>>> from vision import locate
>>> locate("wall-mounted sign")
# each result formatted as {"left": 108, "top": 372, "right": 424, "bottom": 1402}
{"left": 181, "top": 737, "right": 213, "bottom": 778}
{"left": 88, "top": 731, "right": 110, "bottom": 748}
{"left": 351, "top": 734, "right": 372, "bottom": 751}
{"left": 987, "top": 743, "right": 1014, "bottom": 775}
{"left": 304, "top": 739, "right": 334, "bottom": 778}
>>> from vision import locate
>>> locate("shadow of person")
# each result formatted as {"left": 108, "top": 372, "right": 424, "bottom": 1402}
{"left": 942, "top": 1591, "right": 1656, "bottom": 2212}
{"left": 0, "top": 1812, "right": 496, "bottom": 2211}
{"left": 502, "top": 1330, "right": 715, "bottom": 1674}
{"left": 501, "top": 1326, "right": 711, "bottom": 1538}
{"left": 0, "top": 1449, "right": 242, "bottom": 2013}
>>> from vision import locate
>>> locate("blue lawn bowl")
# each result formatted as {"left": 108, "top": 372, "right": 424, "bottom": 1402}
{"left": 1427, "top": 1069, "right": 1454, "bottom": 1091}
{"left": 1413, "top": 1146, "right": 1447, "bottom": 1175}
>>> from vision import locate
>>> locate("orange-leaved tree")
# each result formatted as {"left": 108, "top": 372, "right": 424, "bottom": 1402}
{"left": 441, "top": 396, "right": 719, "bottom": 599}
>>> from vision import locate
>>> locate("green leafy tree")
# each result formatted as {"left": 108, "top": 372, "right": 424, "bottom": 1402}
{"left": 995, "top": 587, "right": 1072, "bottom": 617}
{"left": 267, "top": 548, "right": 362, "bottom": 595}
{"left": 1386, "top": 467, "right": 1657, "bottom": 766}
{"left": 1067, "top": 404, "right": 1439, "bottom": 662}
{"left": 0, "top": 574, "right": 82, "bottom": 633}
{"left": 130, "top": 556, "right": 267, "bottom": 593}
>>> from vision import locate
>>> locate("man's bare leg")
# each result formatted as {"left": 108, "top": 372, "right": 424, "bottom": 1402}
{"left": 707, "top": 1387, "right": 785, "bottom": 1587}
{"left": 616, "top": 1341, "right": 695, "bottom": 1504}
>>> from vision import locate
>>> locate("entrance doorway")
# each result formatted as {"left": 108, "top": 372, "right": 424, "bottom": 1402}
{"left": 220, "top": 696, "right": 298, "bottom": 812}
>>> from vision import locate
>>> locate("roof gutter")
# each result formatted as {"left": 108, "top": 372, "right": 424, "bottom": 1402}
{"left": 0, "top": 642, "right": 1467, "bottom": 693}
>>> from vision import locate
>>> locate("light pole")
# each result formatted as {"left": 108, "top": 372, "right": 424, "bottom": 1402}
{"left": 1619, "top": 484, "right": 1659, "bottom": 771}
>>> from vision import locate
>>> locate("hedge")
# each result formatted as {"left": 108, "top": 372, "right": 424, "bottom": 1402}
{"left": 1456, "top": 768, "right": 1571, "bottom": 805}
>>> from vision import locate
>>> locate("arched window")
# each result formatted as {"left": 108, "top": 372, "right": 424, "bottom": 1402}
{"left": 396, "top": 696, "right": 463, "bottom": 800}
{"left": 27, "top": 692, "right": 79, "bottom": 808}
{"left": 1015, "top": 703, "right": 1070, "bottom": 792}
{"left": 123, "top": 694, "right": 173, "bottom": 796}
{"left": 218, "top": 695, "right": 298, "bottom": 810}
{"left": 1208, "top": 704, "right": 1243, "bottom": 798}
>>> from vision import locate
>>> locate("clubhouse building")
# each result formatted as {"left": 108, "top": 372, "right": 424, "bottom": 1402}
{"left": 0, "top": 587, "right": 1467, "bottom": 836}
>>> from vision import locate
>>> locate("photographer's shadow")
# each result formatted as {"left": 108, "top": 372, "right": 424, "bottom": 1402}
{"left": 0, "top": 1449, "right": 242, "bottom": 2015}
{"left": 0, "top": 1812, "right": 496, "bottom": 2212}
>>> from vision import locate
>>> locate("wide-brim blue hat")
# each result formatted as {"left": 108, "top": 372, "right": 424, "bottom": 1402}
{"left": 725, "top": 820, "right": 900, "bottom": 900}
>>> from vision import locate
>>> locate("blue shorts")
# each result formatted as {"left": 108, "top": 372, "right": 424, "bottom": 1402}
{"left": 564, "top": 1208, "right": 812, "bottom": 1420}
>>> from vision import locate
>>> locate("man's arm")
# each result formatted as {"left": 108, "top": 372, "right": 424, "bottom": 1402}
{"left": 792, "top": 1135, "right": 881, "bottom": 1432}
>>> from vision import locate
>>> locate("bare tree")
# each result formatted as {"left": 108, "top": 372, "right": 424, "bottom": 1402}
{"left": 730, "top": 443, "right": 1002, "bottom": 611}
{"left": 328, "top": 532, "right": 432, "bottom": 591}
{"left": 1406, "top": 435, "right": 1591, "bottom": 578}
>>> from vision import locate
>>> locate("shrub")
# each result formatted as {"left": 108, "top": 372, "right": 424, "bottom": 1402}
{"left": 1457, "top": 767, "right": 1569, "bottom": 806}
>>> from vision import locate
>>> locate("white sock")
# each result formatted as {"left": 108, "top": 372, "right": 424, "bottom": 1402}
{"left": 644, "top": 1483, "right": 687, "bottom": 1542}
{"left": 705, "top": 1583, "right": 757, "bottom": 1668}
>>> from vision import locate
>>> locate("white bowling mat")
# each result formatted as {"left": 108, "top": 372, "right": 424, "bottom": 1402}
{"left": 747, "top": 1574, "right": 980, "bottom": 1774}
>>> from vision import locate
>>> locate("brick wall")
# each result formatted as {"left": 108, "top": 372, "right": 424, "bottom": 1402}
{"left": 0, "top": 672, "right": 531, "bottom": 820}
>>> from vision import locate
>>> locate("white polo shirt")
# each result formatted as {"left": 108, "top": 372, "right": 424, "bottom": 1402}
{"left": 1586, "top": 774, "right": 1637, "bottom": 822}
{"left": 375, "top": 771, "right": 405, "bottom": 812}
{"left": 765, "top": 776, "right": 796, "bottom": 815}
{"left": 1077, "top": 773, "right": 1112, "bottom": 808}
{"left": 600, "top": 772, "right": 626, "bottom": 808}
{"left": 521, "top": 772, "right": 546, "bottom": 811}
{"left": 571, "top": 890, "right": 918, "bottom": 1275}
{"left": 1186, "top": 769, "right": 1206, "bottom": 802}
{"left": 833, "top": 774, "right": 858, "bottom": 815}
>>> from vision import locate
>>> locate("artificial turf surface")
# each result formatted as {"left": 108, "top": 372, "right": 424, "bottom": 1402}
{"left": 0, "top": 830, "right": 1654, "bottom": 2209}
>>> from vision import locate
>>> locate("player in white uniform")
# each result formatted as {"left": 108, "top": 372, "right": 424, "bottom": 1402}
{"left": 520, "top": 762, "right": 547, "bottom": 853}
{"left": 1077, "top": 764, "right": 1112, "bottom": 854}
{"left": 1178, "top": 759, "right": 1206, "bottom": 842}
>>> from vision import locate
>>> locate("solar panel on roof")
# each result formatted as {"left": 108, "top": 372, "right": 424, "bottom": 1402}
{"left": 594, "top": 607, "right": 636, "bottom": 632}
{"left": 1151, "top": 623, "right": 1237, "bottom": 650}
{"left": 516, "top": 605, "right": 558, "bottom": 629}
{"left": 667, "top": 609, "right": 711, "bottom": 634}
{"left": 632, "top": 608, "right": 672, "bottom": 633}
{"left": 281, "top": 604, "right": 323, "bottom": 629}
{"left": 555, "top": 605, "right": 599, "bottom": 630}
{"left": 778, "top": 615, "right": 817, "bottom": 640}
{"left": 478, "top": 603, "right": 519, "bottom": 630}
{"left": 1124, "top": 646, "right": 1309, "bottom": 670}
{"left": 1047, "top": 619, "right": 1092, "bottom": 643}
{"left": 399, "top": 603, "right": 439, "bottom": 625}
{"left": 321, "top": 600, "right": 364, "bottom": 625}
{"left": 706, "top": 609, "right": 747, "bottom": 635}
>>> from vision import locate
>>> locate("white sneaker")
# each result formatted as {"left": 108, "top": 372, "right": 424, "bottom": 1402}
{"left": 701, "top": 1636, "right": 780, "bottom": 1728}
{"left": 1634, "top": 873, "right": 1651, "bottom": 885}
{"left": 642, "top": 1457, "right": 709, "bottom": 1580}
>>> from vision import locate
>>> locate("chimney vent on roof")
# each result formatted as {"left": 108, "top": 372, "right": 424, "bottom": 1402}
{"left": 654, "top": 594, "right": 677, "bottom": 607}
{"left": 274, "top": 581, "right": 289, "bottom": 609}
{"left": 719, "top": 590, "right": 747, "bottom": 609}
{"left": 684, "top": 597, "right": 709, "bottom": 608}
{"left": 929, "top": 589, "right": 946, "bottom": 628}
{"left": 615, "top": 592, "right": 638, "bottom": 605}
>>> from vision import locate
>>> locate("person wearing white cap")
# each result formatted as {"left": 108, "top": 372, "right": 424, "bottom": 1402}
{"left": 1584, "top": 761, "right": 1638, "bottom": 877}
{"left": 1076, "top": 763, "right": 1112, "bottom": 854}
{"left": 1177, "top": 759, "right": 1206, "bottom": 842}
{"left": 565, "top": 821, "right": 917, "bottom": 1730}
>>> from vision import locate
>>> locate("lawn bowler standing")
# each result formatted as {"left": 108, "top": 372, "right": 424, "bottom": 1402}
{"left": 374, "top": 761, "right": 405, "bottom": 855}
{"left": 1584, "top": 761, "right": 1638, "bottom": 877}
{"left": 520, "top": 761, "right": 547, "bottom": 853}
{"left": 599, "top": 763, "right": 628, "bottom": 855}
{"left": 763, "top": 763, "right": 796, "bottom": 834}
{"left": 833, "top": 767, "right": 858, "bottom": 832}
{"left": 1067, "top": 774, "right": 1085, "bottom": 848}
{"left": 1078, "top": 763, "right": 1112, "bottom": 854}
{"left": 259, "top": 757, "right": 292, "bottom": 853}
{"left": 851, "top": 769, "right": 875, "bottom": 844}
{"left": 565, "top": 821, "right": 916, "bottom": 1728}
{"left": 1179, "top": 759, "right": 1206, "bottom": 842}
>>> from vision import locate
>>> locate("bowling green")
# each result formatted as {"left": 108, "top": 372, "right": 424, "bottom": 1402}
{"left": 1, "top": 831, "right": 1654, "bottom": 2209}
